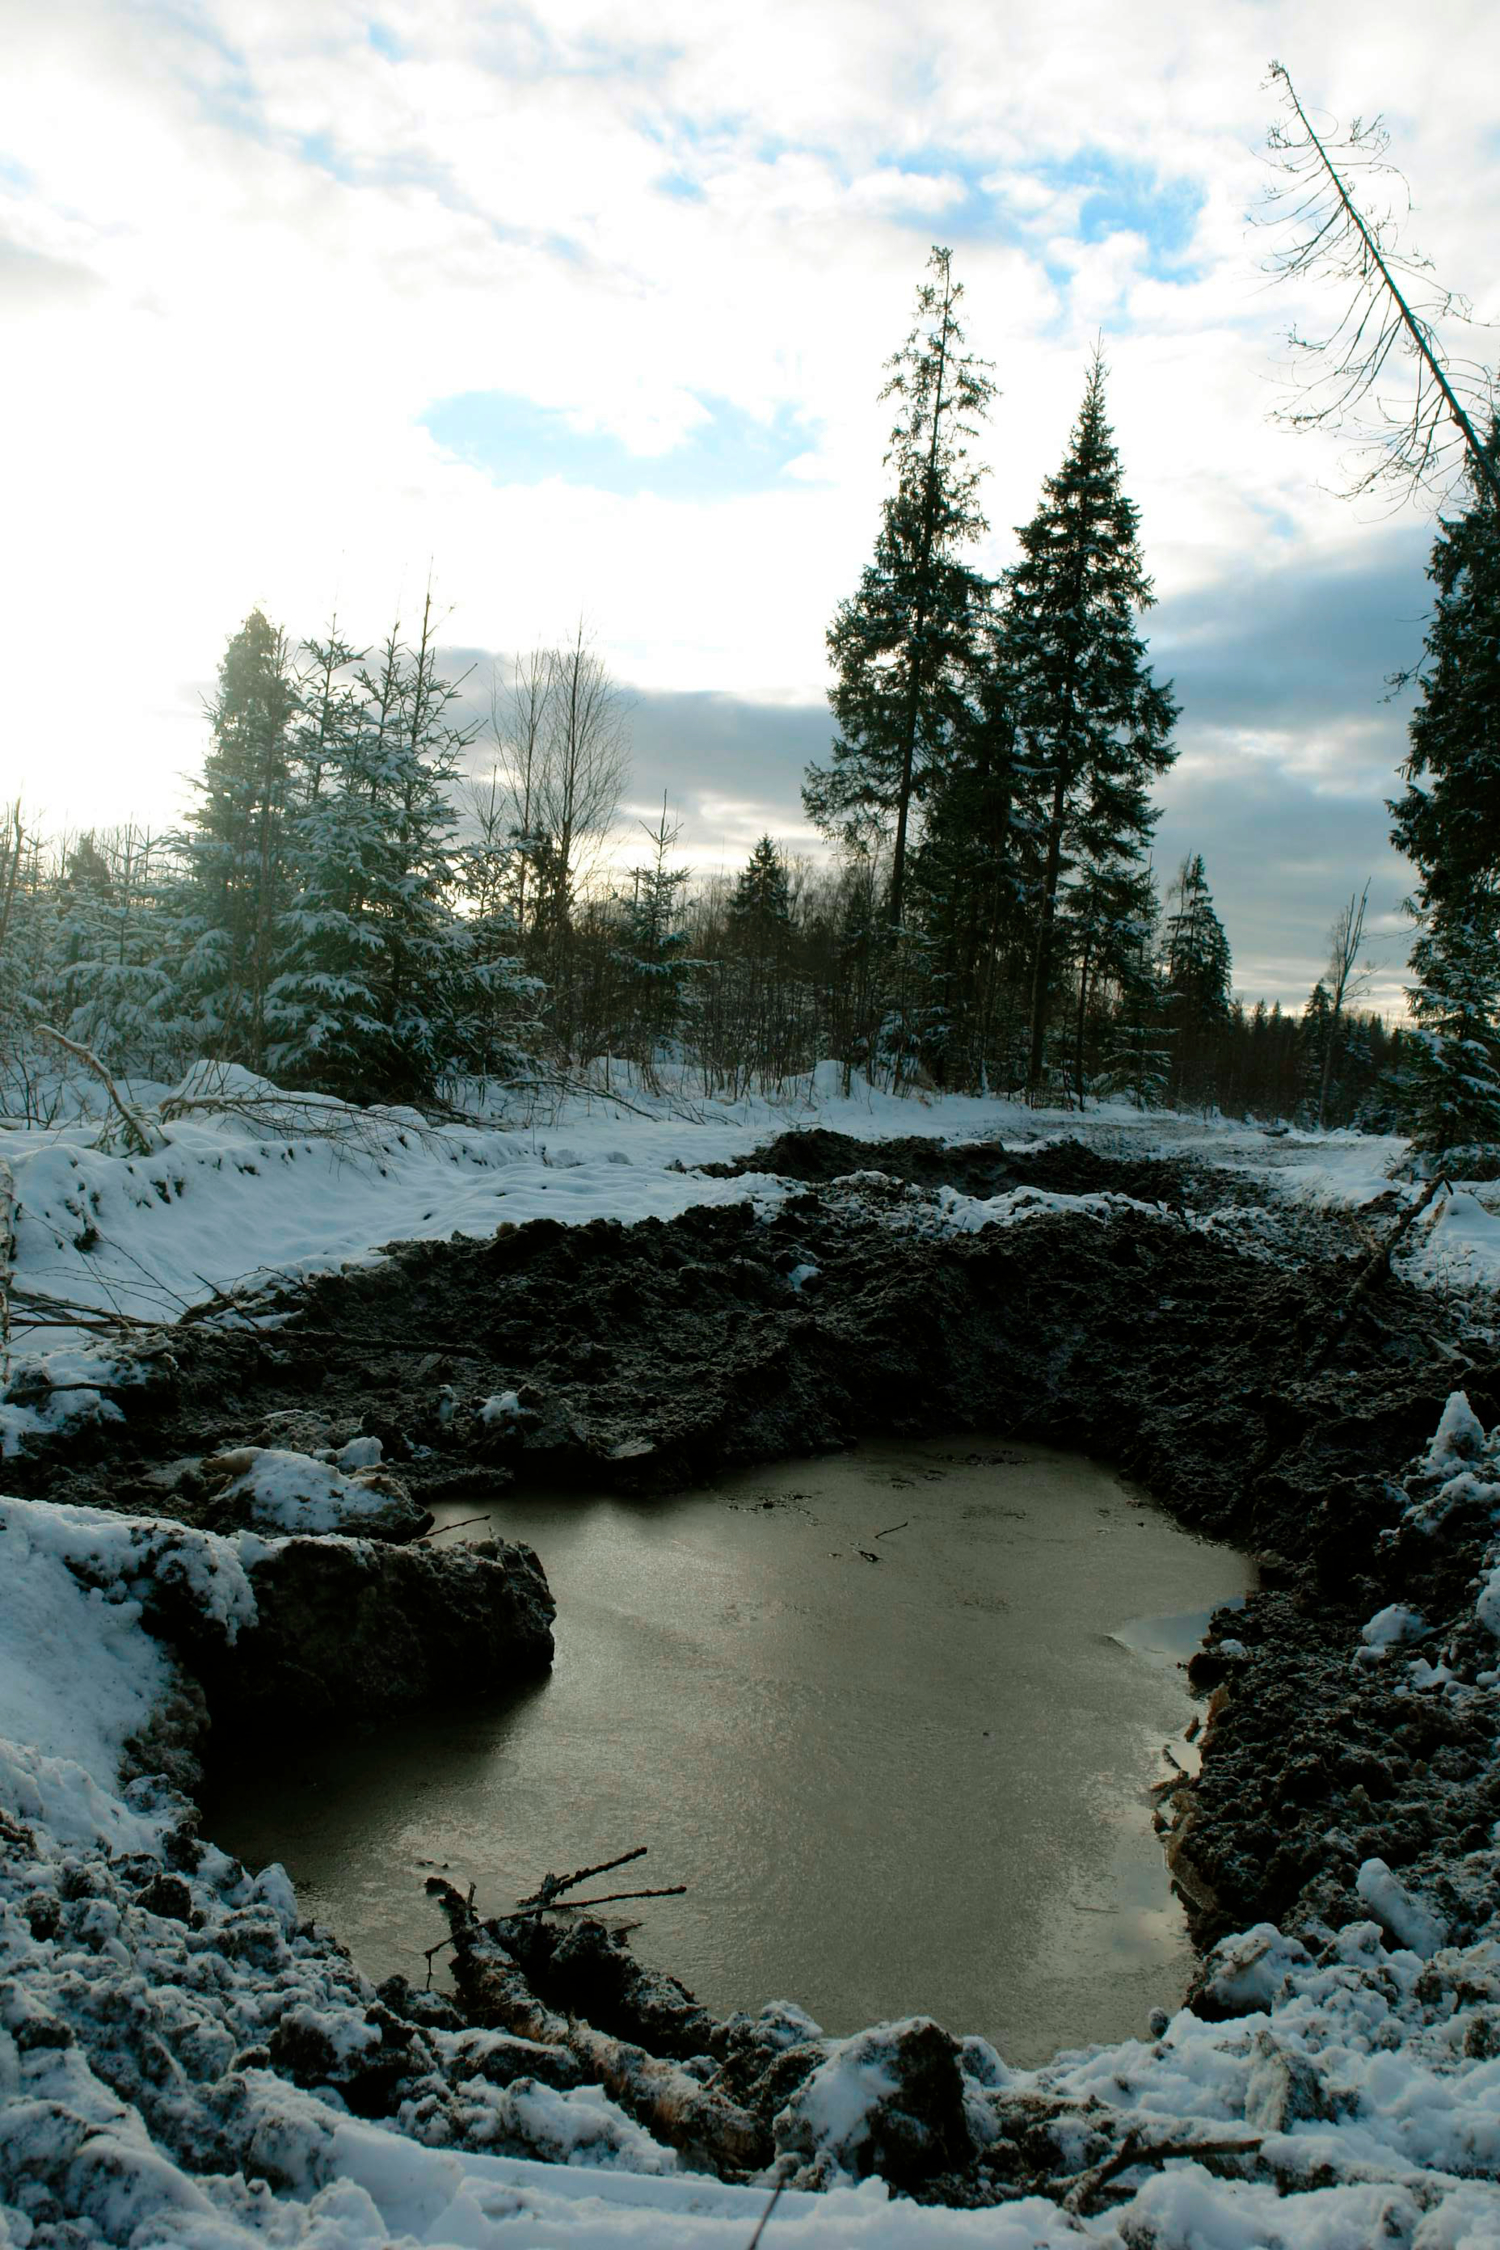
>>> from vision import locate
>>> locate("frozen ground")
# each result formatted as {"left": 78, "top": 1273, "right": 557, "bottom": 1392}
{"left": 3, "top": 1064, "right": 1500, "bottom": 2244}
{"left": 4, "top": 1061, "right": 1496, "bottom": 1369}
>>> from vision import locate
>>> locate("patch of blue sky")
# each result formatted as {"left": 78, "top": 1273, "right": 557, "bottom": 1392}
{"left": 0, "top": 153, "right": 33, "bottom": 189}
{"left": 297, "top": 130, "right": 357, "bottom": 182}
{"left": 148, "top": 1, "right": 266, "bottom": 142}
{"left": 1053, "top": 149, "right": 1205, "bottom": 274}
{"left": 654, "top": 168, "right": 707, "bottom": 202}
{"left": 422, "top": 390, "right": 825, "bottom": 500}
{"left": 366, "top": 21, "right": 404, "bottom": 60}
{"left": 471, "top": 11, "right": 682, "bottom": 87}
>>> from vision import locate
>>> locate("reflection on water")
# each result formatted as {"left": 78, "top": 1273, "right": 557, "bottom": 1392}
{"left": 204, "top": 1439, "right": 1254, "bottom": 2066}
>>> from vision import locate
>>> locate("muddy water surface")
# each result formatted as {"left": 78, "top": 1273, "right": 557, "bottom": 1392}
{"left": 207, "top": 1439, "right": 1253, "bottom": 2065}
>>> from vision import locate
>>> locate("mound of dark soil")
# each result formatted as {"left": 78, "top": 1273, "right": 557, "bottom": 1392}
{"left": 703, "top": 1127, "right": 1235, "bottom": 1208}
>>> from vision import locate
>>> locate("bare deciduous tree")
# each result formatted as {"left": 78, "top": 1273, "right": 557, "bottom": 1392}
{"left": 1259, "top": 60, "right": 1499, "bottom": 510}
{"left": 479, "top": 646, "right": 554, "bottom": 939}
{"left": 536, "top": 625, "right": 631, "bottom": 1025}
{"left": 1317, "top": 880, "right": 1371, "bottom": 1130}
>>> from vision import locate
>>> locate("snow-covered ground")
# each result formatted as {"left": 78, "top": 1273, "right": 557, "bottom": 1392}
{"left": 4, "top": 1065, "right": 1500, "bottom": 2244}
{"left": 4, "top": 1063, "right": 1496, "bottom": 1369}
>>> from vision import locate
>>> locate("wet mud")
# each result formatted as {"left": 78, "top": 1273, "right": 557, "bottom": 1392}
{"left": 12, "top": 1129, "right": 1500, "bottom": 1970}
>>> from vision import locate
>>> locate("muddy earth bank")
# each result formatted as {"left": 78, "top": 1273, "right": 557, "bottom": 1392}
{"left": 10, "top": 1129, "right": 1500, "bottom": 2200}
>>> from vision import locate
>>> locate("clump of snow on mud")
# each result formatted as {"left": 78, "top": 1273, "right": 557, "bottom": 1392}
{"left": 1385, "top": 1392, "right": 1500, "bottom": 1668}
{"left": 199, "top": 1445, "right": 426, "bottom": 1539}
{"left": 1355, "top": 1859, "right": 1450, "bottom": 1957}
{"left": 478, "top": 1390, "right": 525, "bottom": 1426}
{"left": 1357, "top": 1603, "right": 1429, "bottom": 1661}
{"left": 0, "top": 1344, "right": 165, "bottom": 1461}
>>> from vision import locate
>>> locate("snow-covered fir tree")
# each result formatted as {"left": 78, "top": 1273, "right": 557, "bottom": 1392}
{"left": 45, "top": 827, "right": 176, "bottom": 1075}
{"left": 613, "top": 799, "right": 695, "bottom": 1075}
{"left": 269, "top": 596, "right": 487, "bottom": 1103}
{"left": 1389, "top": 425, "right": 1500, "bottom": 1153}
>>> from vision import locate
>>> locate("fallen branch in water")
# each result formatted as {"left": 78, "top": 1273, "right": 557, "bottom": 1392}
{"left": 504, "top": 1884, "right": 687, "bottom": 1920}
{"left": 518, "top": 1844, "right": 647, "bottom": 1907}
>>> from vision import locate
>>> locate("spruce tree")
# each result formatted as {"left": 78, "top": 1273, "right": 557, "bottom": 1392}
{"left": 804, "top": 246, "right": 996, "bottom": 933}
{"left": 729, "top": 836, "right": 792, "bottom": 951}
{"left": 1003, "top": 353, "right": 1177, "bottom": 1094}
{"left": 266, "top": 623, "right": 388, "bottom": 1096}
{"left": 270, "top": 595, "right": 482, "bottom": 1103}
{"left": 1389, "top": 425, "right": 1500, "bottom": 1153}
{"left": 615, "top": 799, "right": 695, "bottom": 1076}
{"left": 906, "top": 656, "right": 1019, "bottom": 1088}
{"left": 172, "top": 610, "right": 299, "bottom": 1068}
{"left": 1162, "top": 853, "right": 1232, "bottom": 1111}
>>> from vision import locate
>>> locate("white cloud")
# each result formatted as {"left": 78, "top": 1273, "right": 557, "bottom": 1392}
{"left": 2, "top": 0, "right": 1495, "bottom": 951}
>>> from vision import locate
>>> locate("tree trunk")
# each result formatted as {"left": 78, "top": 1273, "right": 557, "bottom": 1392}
{"left": 1026, "top": 768, "right": 1068, "bottom": 1094}
{"left": 1073, "top": 932, "right": 1093, "bottom": 1113}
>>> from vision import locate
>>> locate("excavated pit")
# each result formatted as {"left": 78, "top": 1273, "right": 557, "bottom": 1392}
{"left": 11, "top": 1128, "right": 1500, "bottom": 1971}
{"left": 201, "top": 1436, "right": 1255, "bottom": 2067}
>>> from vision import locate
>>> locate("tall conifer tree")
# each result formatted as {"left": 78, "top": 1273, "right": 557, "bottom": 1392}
{"left": 1389, "top": 425, "right": 1500, "bottom": 1152}
{"left": 804, "top": 246, "right": 996, "bottom": 933}
{"left": 172, "top": 610, "right": 299, "bottom": 1067}
{"left": 1003, "top": 354, "right": 1177, "bottom": 1094}
{"left": 1162, "top": 852, "right": 1232, "bottom": 1110}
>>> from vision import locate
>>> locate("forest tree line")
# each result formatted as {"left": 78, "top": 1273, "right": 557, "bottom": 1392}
{"left": 4, "top": 237, "right": 1495, "bottom": 1149}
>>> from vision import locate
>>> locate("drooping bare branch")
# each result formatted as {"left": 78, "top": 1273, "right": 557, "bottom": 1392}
{"left": 1258, "top": 61, "right": 1498, "bottom": 510}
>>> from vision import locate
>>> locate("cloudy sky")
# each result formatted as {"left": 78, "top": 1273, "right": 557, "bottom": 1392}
{"left": 5, "top": 0, "right": 1498, "bottom": 1012}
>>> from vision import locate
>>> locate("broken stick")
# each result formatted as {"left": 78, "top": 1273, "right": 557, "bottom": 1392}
{"left": 518, "top": 1844, "right": 647, "bottom": 1908}
{"left": 1308, "top": 1173, "right": 1450, "bottom": 1369}
{"left": 34, "top": 1026, "right": 166, "bottom": 1159}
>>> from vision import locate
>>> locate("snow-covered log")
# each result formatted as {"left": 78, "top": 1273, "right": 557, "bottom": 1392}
{"left": 427, "top": 1880, "right": 770, "bottom": 2176}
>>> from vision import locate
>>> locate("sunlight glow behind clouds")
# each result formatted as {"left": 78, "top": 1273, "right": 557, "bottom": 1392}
{"left": 3, "top": 0, "right": 1498, "bottom": 1007}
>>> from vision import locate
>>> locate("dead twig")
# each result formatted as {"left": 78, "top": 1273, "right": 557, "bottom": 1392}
{"left": 0, "top": 1159, "right": 15, "bottom": 1383}
{"left": 1059, "top": 2129, "right": 1262, "bottom": 2216}
{"left": 746, "top": 2177, "right": 786, "bottom": 2248}
{"left": 518, "top": 1845, "right": 647, "bottom": 1908}
{"left": 874, "top": 1519, "right": 909, "bottom": 1538}
{"left": 9, "top": 1287, "right": 161, "bottom": 1333}
{"left": 273, "top": 1323, "right": 476, "bottom": 1357}
{"left": 33, "top": 1026, "right": 166, "bottom": 1159}
{"left": 1309, "top": 1174, "right": 1450, "bottom": 1368}
{"left": 503, "top": 1884, "right": 687, "bottom": 1920}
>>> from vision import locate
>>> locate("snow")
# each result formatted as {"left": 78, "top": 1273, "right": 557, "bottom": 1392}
{"left": 202, "top": 1446, "right": 424, "bottom": 1537}
{"left": 5, "top": 1065, "right": 1498, "bottom": 1381}
{"left": 1427, "top": 1392, "right": 1490, "bottom": 1471}
{"left": 478, "top": 1391, "right": 525, "bottom": 1427}
{"left": 1355, "top": 1861, "right": 1451, "bottom": 1959}
{"left": 1358, "top": 1604, "right": 1429, "bottom": 1661}
{"left": 4, "top": 1077, "right": 1500, "bottom": 2242}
